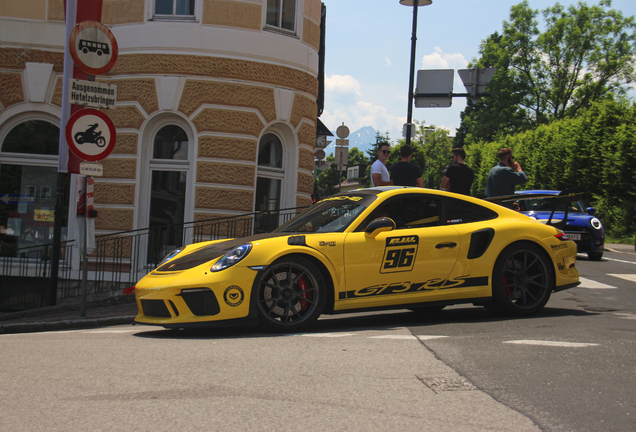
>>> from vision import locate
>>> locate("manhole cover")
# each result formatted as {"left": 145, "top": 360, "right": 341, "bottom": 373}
{"left": 585, "top": 307, "right": 620, "bottom": 312}
{"left": 417, "top": 376, "right": 477, "bottom": 393}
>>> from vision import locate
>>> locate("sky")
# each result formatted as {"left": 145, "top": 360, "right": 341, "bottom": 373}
{"left": 319, "top": 0, "right": 636, "bottom": 141}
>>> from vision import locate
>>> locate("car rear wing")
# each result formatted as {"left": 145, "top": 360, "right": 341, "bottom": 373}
{"left": 485, "top": 186, "right": 585, "bottom": 230}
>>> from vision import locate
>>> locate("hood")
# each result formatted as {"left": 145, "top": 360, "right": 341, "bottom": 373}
{"left": 156, "top": 233, "right": 289, "bottom": 272}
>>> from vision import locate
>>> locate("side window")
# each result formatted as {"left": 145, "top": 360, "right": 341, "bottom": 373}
{"left": 154, "top": 0, "right": 195, "bottom": 20}
{"left": 443, "top": 197, "right": 498, "bottom": 225}
{"left": 266, "top": 0, "right": 295, "bottom": 32}
{"left": 357, "top": 195, "right": 440, "bottom": 231}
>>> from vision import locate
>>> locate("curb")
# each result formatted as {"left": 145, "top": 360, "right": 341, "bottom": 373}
{"left": 604, "top": 247, "right": 636, "bottom": 255}
{"left": 0, "top": 315, "right": 135, "bottom": 335}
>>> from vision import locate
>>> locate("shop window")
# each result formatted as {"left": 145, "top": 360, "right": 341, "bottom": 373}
{"left": 266, "top": 0, "right": 295, "bottom": 32}
{"left": 0, "top": 121, "right": 69, "bottom": 257}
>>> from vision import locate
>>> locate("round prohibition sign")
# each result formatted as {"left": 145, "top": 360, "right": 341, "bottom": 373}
{"left": 66, "top": 109, "right": 116, "bottom": 162}
{"left": 69, "top": 20, "right": 118, "bottom": 75}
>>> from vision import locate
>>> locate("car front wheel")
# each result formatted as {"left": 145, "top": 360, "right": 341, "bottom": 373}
{"left": 588, "top": 251, "right": 603, "bottom": 261}
{"left": 255, "top": 257, "right": 326, "bottom": 332}
{"left": 489, "top": 243, "right": 553, "bottom": 316}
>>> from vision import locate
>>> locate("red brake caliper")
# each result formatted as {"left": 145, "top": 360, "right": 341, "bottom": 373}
{"left": 503, "top": 277, "right": 511, "bottom": 297}
{"left": 298, "top": 276, "right": 309, "bottom": 310}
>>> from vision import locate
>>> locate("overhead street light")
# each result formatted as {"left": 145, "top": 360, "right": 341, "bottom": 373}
{"left": 400, "top": 0, "right": 432, "bottom": 147}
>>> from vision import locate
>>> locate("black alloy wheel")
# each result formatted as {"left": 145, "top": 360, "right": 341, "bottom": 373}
{"left": 256, "top": 257, "right": 326, "bottom": 332}
{"left": 489, "top": 243, "right": 554, "bottom": 316}
{"left": 588, "top": 251, "right": 603, "bottom": 261}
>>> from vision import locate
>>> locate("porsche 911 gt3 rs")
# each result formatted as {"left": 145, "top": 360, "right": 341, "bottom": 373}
{"left": 133, "top": 187, "right": 580, "bottom": 332}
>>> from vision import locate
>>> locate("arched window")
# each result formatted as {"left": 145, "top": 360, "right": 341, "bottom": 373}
{"left": 255, "top": 133, "right": 286, "bottom": 232}
{"left": 257, "top": 133, "right": 283, "bottom": 168}
{"left": 146, "top": 123, "right": 191, "bottom": 264}
{"left": 1, "top": 120, "right": 59, "bottom": 155}
{"left": 153, "top": 125, "right": 189, "bottom": 160}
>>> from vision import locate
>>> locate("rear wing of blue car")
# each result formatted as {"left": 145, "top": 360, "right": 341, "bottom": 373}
{"left": 485, "top": 186, "right": 585, "bottom": 230}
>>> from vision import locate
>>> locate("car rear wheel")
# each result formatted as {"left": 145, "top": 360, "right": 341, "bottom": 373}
{"left": 256, "top": 257, "right": 326, "bottom": 332}
{"left": 588, "top": 251, "right": 603, "bottom": 261}
{"left": 489, "top": 243, "right": 553, "bottom": 316}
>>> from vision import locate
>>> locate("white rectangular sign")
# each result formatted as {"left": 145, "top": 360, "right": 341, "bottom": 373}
{"left": 80, "top": 162, "right": 103, "bottom": 176}
{"left": 69, "top": 79, "right": 117, "bottom": 109}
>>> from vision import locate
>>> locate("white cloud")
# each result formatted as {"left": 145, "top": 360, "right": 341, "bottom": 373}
{"left": 384, "top": 55, "right": 392, "bottom": 67}
{"left": 325, "top": 74, "right": 362, "bottom": 96}
{"left": 421, "top": 47, "right": 469, "bottom": 69}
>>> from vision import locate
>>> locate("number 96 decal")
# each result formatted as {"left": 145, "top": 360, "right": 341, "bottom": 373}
{"left": 381, "top": 236, "right": 419, "bottom": 274}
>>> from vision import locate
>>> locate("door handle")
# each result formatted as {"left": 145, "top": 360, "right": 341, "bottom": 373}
{"left": 435, "top": 242, "right": 457, "bottom": 249}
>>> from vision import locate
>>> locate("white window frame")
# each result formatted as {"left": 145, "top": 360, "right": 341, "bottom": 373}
{"left": 151, "top": 0, "right": 197, "bottom": 21}
{"left": 264, "top": 0, "right": 298, "bottom": 35}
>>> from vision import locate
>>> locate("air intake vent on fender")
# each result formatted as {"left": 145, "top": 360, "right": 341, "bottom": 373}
{"left": 467, "top": 228, "right": 495, "bottom": 259}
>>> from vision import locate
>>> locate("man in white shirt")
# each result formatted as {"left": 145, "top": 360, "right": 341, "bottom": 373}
{"left": 371, "top": 142, "right": 393, "bottom": 187}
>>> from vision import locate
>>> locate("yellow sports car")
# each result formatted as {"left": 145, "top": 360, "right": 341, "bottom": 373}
{"left": 133, "top": 187, "right": 580, "bottom": 332}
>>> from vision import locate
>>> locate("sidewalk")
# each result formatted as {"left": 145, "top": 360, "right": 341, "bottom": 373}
{"left": 1, "top": 244, "right": 634, "bottom": 335}
{"left": 0, "top": 296, "right": 138, "bottom": 334}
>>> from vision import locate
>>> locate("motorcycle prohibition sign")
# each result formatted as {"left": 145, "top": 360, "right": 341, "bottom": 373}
{"left": 66, "top": 109, "right": 116, "bottom": 162}
{"left": 74, "top": 123, "right": 106, "bottom": 147}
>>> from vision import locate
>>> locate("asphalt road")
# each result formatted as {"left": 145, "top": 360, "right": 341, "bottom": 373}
{"left": 1, "top": 250, "right": 634, "bottom": 431}
{"left": 406, "top": 250, "right": 636, "bottom": 432}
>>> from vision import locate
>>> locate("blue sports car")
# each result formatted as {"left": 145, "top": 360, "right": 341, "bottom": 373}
{"left": 515, "top": 190, "right": 605, "bottom": 260}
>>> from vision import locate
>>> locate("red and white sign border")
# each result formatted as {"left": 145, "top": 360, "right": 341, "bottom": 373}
{"left": 69, "top": 20, "right": 119, "bottom": 76}
{"left": 66, "top": 109, "right": 116, "bottom": 162}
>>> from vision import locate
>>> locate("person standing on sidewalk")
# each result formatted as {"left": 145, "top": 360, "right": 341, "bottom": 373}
{"left": 485, "top": 148, "right": 528, "bottom": 206}
{"left": 440, "top": 147, "right": 474, "bottom": 195}
{"left": 391, "top": 145, "right": 424, "bottom": 187}
{"left": 371, "top": 142, "right": 393, "bottom": 187}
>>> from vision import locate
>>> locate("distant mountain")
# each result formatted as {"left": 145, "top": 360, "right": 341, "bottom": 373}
{"left": 323, "top": 126, "right": 377, "bottom": 158}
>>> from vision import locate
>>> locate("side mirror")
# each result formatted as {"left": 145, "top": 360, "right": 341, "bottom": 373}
{"left": 586, "top": 207, "right": 596, "bottom": 216}
{"left": 365, "top": 217, "right": 395, "bottom": 239}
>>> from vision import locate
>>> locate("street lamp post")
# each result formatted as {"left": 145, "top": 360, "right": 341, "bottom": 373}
{"left": 400, "top": 0, "right": 432, "bottom": 147}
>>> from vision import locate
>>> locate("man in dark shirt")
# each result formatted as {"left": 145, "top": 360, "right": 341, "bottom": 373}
{"left": 390, "top": 145, "right": 424, "bottom": 187}
{"left": 441, "top": 147, "right": 474, "bottom": 195}
{"left": 485, "top": 147, "right": 528, "bottom": 200}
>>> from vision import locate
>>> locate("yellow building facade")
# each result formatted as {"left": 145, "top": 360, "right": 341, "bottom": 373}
{"left": 0, "top": 0, "right": 323, "bottom": 261}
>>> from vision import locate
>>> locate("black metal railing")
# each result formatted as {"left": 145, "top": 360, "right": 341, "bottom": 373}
{"left": 0, "top": 207, "right": 305, "bottom": 312}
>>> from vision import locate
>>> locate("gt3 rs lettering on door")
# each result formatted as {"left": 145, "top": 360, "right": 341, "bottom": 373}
{"left": 381, "top": 236, "right": 418, "bottom": 273}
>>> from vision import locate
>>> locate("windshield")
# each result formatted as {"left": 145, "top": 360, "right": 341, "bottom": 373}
{"left": 523, "top": 198, "right": 586, "bottom": 213}
{"left": 274, "top": 195, "right": 372, "bottom": 233}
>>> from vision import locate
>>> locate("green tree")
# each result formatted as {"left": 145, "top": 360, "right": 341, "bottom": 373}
{"left": 456, "top": 0, "right": 636, "bottom": 146}
{"left": 348, "top": 147, "right": 368, "bottom": 165}
{"left": 396, "top": 121, "right": 453, "bottom": 188}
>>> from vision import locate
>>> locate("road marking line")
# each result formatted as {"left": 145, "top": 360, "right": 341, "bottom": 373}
{"left": 416, "top": 335, "right": 449, "bottom": 341}
{"left": 577, "top": 277, "right": 617, "bottom": 289}
{"left": 608, "top": 274, "right": 636, "bottom": 283}
{"left": 604, "top": 257, "right": 636, "bottom": 265}
{"left": 84, "top": 329, "right": 142, "bottom": 334}
{"left": 503, "top": 340, "right": 598, "bottom": 347}
{"left": 301, "top": 333, "right": 356, "bottom": 338}
{"left": 614, "top": 313, "right": 636, "bottom": 320}
{"left": 368, "top": 335, "right": 448, "bottom": 340}
{"left": 369, "top": 335, "right": 418, "bottom": 339}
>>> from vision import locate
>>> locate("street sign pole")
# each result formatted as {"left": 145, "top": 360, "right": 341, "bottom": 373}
{"left": 51, "top": 0, "right": 104, "bottom": 307}
{"left": 80, "top": 175, "right": 89, "bottom": 317}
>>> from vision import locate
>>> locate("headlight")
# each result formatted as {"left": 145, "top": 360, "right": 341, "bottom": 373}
{"left": 158, "top": 248, "right": 183, "bottom": 266}
{"left": 590, "top": 217, "right": 602, "bottom": 230}
{"left": 211, "top": 243, "right": 252, "bottom": 272}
